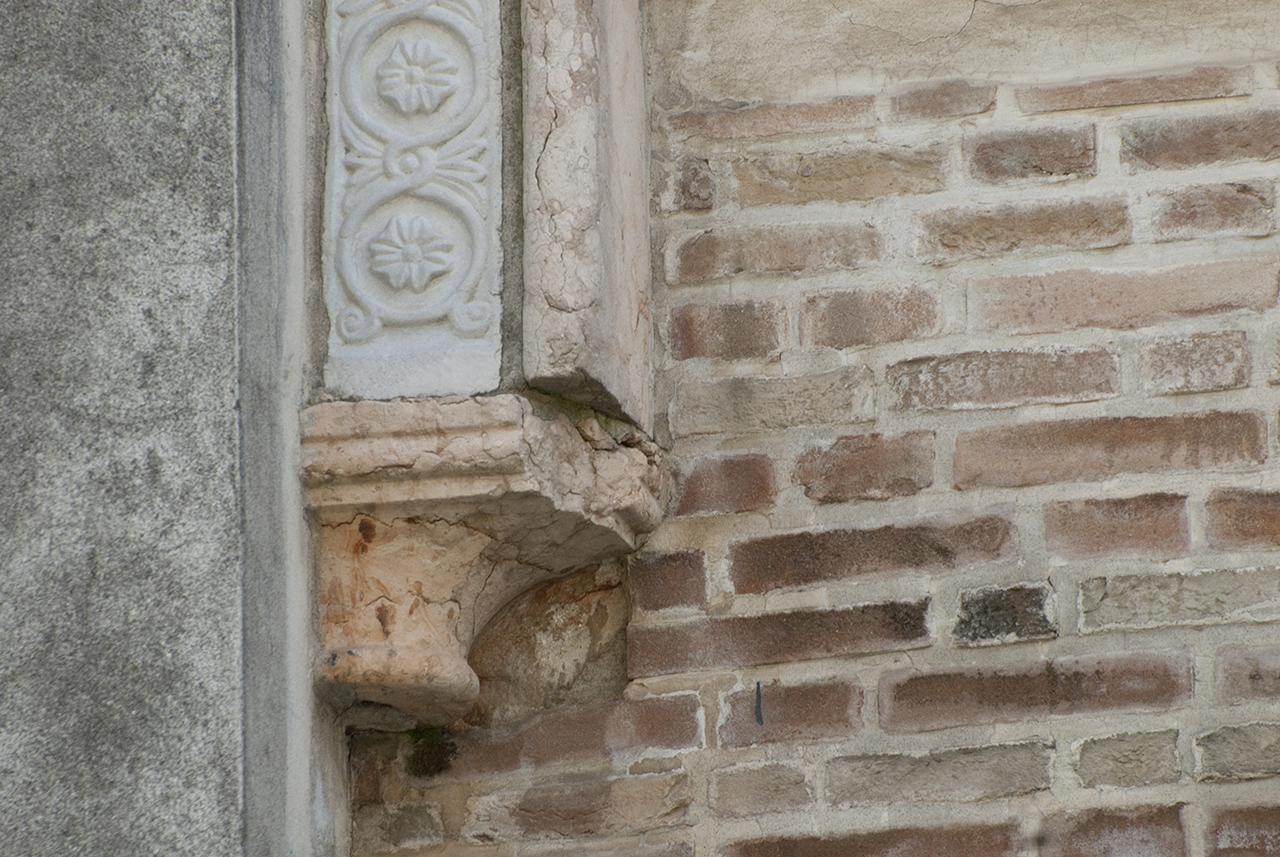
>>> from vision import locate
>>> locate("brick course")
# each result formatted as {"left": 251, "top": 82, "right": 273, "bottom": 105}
{"left": 916, "top": 197, "right": 1131, "bottom": 263}
{"left": 669, "top": 302, "right": 784, "bottom": 361}
{"left": 1207, "top": 489, "right": 1280, "bottom": 549}
{"left": 1218, "top": 645, "right": 1280, "bottom": 703}
{"left": 792, "top": 431, "right": 934, "bottom": 503}
{"left": 670, "top": 96, "right": 876, "bottom": 139}
{"left": 711, "top": 763, "right": 813, "bottom": 817}
{"left": 674, "top": 453, "right": 776, "bottom": 516}
{"left": 733, "top": 146, "right": 945, "bottom": 206}
{"left": 1017, "top": 66, "right": 1253, "bottom": 113}
{"left": 629, "top": 552, "right": 707, "bottom": 612}
{"left": 799, "top": 287, "right": 939, "bottom": 349}
{"left": 720, "top": 680, "right": 863, "bottom": 748}
{"left": 1042, "top": 493, "right": 1189, "bottom": 559}
{"left": 1040, "top": 806, "right": 1185, "bottom": 857}
{"left": 966, "top": 126, "right": 1096, "bottom": 183}
{"left": 891, "top": 80, "right": 996, "bottom": 121}
{"left": 1121, "top": 110, "right": 1280, "bottom": 170}
{"left": 826, "top": 741, "right": 1051, "bottom": 803}
{"left": 668, "top": 224, "right": 882, "bottom": 286}
{"left": 1208, "top": 806, "right": 1280, "bottom": 856}
{"left": 1152, "top": 181, "right": 1274, "bottom": 241}
{"left": 670, "top": 368, "right": 875, "bottom": 437}
{"left": 887, "top": 347, "right": 1118, "bottom": 410}
{"left": 1079, "top": 568, "right": 1280, "bottom": 632}
{"left": 1141, "top": 331, "right": 1250, "bottom": 396}
{"left": 721, "top": 824, "right": 1020, "bottom": 857}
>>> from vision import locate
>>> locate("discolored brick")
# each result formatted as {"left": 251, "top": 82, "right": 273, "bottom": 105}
{"left": 1075, "top": 731, "right": 1180, "bottom": 788}
{"left": 669, "top": 96, "right": 876, "bottom": 140}
{"left": 733, "top": 146, "right": 945, "bottom": 206}
{"left": 879, "top": 653, "right": 1192, "bottom": 732}
{"left": 730, "top": 515, "right": 1012, "bottom": 594}
{"left": 675, "top": 158, "right": 714, "bottom": 211}
{"left": 711, "top": 763, "right": 812, "bottom": 817}
{"left": 1079, "top": 568, "right": 1280, "bottom": 633}
{"left": 669, "top": 301, "right": 784, "bottom": 361}
{"left": 1142, "top": 331, "right": 1250, "bottom": 396}
{"left": 887, "top": 347, "right": 1118, "bottom": 410}
{"left": 952, "top": 584, "right": 1056, "bottom": 645}
{"left": 1208, "top": 806, "right": 1280, "bottom": 856}
{"left": 966, "top": 126, "right": 1096, "bottom": 183}
{"left": 1153, "top": 182, "right": 1274, "bottom": 241}
{"left": 793, "top": 431, "right": 934, "bottom": 503}
{"left": 721, "top": 823, "right": 1019, "bottom": 857}
{"left": 1218, "top": 645, "right": 1280, "bottom": 703}
{"left": 1196, "top": 722, "right": 1280, "bottom": 782}
{"left": 1043, "top": 493, "right": 1189, "bottom": 559}
{"left": 1040, "top": 806, "right": 1185, "bottom": 857}
{"left": 629, "top": 552, "right": 707, "bottom": 612}
{"left": 1207, "top": 489, "right": 1280, "bottom": 549}
{"left": 720, "top": 680, "right": 862, "bottom": 748}
{"left": 917, "top": 197, "right": 1131, "bottom": 263}
{"left": 628, "top": 601, "right": 929, "bottom": 678}
{"left": 668, "top": 224, "right": 882, "bottom": 286}
{"left": 495, "top": 771, "right": 691, "bottom": 838}
{"left": 1017, "top": 66, "right": 1253, "bottom": 113}
{"left": 799, "top": 287, "right": 939, "bottom": 349}
{"left": 1122, "top": 110, "right": 1280, "bottom": 170}
{"left": 675, "top": 453, "right": 776, "bottom": 515}
{"left": 954, "top": 411, "right": 1266, "bottom": 490}
{"left": 892, "top": 80, "right": 996, "bottom": 120}
{"left": 827, "top": 741, "right": 1051, "bottom": 804}
{"left": 670, "top": 368, "right": 875, "bottom": 437}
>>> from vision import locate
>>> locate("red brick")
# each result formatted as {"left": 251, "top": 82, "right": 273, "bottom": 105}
{"left": 711, "top": 763, "right": 813, "bottom": 817}
{"left": 878, "top": 653, "right": 1192, "bottom": 732}
{"left": 887, "top": 347, "right": 1118, "bottom": 410}
{"left": 966, "top": 126, "right": 1096, "bottom": 183}
{"left": 970, "top": 257, "right": 1280, "bottom": 334}
{"left": 668, "top": 224, "right": 881, "bottom": 286}
{"left": 1043, "top": 494, "right": 1189, "bottom": 559}
{"left": 799, "top": 286, "right": 939, "bottom": 349}
{"left": 669, "top": 96, "right": 876, "bottom": 139}
{"left": 720, "top": 680, "right": 862, "bottom": 748}
{"left": 733, "top": 146, "right": 945, "bottom": 206}
{"left": 669, "top": 301, "right": 783, "bottom": 361}
{"left": 629, "top": 552, "right": 706, "bottom": 612}
{"left": 1041, "top": 806, "right": 1185, "bottom": 857}
{"left": 1018, "top": 66, "right": 1253, "bottom": 113}
{"left": 1218, "top": 645, "right": 1280, "bottom": 703}
{"left": 952, "top": 584, "right": 1056, "bottom": 645}
{"left": 1208, "top": 806, "right": 1280, "bottom": 856}
{"left": 917, "top": 197, "right": 1130, "bottom": 263}
{"left": 730, "top": 515, "right": 1012, "bottom": 594}
{"left": 1141, "top": 331, "right": 1251, "bottom": 396}
{"left": 721, "top": 823, "right": 1019, "bottom": 857}
{"left": 954, "top": 411, "right": 1266, "bottom": 490}
{"left": 508, "top": 771, "right": 690, "bottom": 838}
{"left": 1122, "top": 110, "right": 1280, "bottom": 170}
{"left": 628, "top": 601, "right": 929, "bottom": 678}
{"left": 675, "top": 158, "right": 714, "bottom": 211}
{"left": 1207, "top": 488, "right": 1280, "bottom": 549}
{"left": 892, "top": 80, "right": 996, "bottom": 120}
{"left": 1153, "top": 181, "right": 1274, "bottom": 241}
{"left": 793, "top": 431, "right": 934, "bottom": 503}
{"left": 675, "top": 453, "right": 776, "bottom": 515}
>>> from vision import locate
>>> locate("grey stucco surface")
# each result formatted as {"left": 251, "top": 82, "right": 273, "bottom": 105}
{"left": 0, "top": 1, "right": 243, "bottom": 854}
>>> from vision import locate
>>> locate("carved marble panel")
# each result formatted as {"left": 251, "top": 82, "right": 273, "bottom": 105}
{"left": 324, "top": 0, "right": 501, "bottom": 398}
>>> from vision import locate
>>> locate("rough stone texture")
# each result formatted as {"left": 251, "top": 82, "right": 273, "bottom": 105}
{"left": 799, "top": 287, "right": 940, "bottom": 349}
{"left": 1218, "top": 645, "right": 1280, "bottom": 703}
{"left": 1153, "top": 182, "right": 1275, "bottom": 241}
{"left": 793, "top": 431, "right": 935, "bottom": 503}
{"left": 916, "top": 197, "right": 1131, "bottom": 264}
{"left": 523, "top": 0, "right": 652, "bottom": 427}
{"left": 0, "top": 1, "right": 243, "bottom": 853}
{"left": 827, "top": 742, "right": 1052, "bottom": 804}
{"left": 732, "top": 146, "right": 945, "bottom": 206}
{"left": 1043, "top": 494, "right": 1189, "bottom": 559}
{"left": 879, "top": 654, "right": 1192, "bottom": 732}
{"left": 720, "top": 680, "right": 863, "bottom": 748}
{"left": 668, "top": 301, "right": 784, "bottom": 361}
{"left": 1079, "top": 568, "right": 1280, "bottom": 632}
{"left": 1122, "top": 110, "right": 1280, "bottom": 170}
{"left": 730, "top": 515, "right": 1012, "bottom": 594}
{"left": 966, "top": 127, "right": 1097, "bottom": 183}
{"left": 1196, "top": 722, "right": 1280, "bottom": 782}
{"left": 675, "top": 158, "right": 714, "bottom": 211}
{"left": 970, "top": 257, "right": 1280, "bottom": 334}
{"left": 667, "top": 224, "right": 882, "bottom": 286}
{"left": 1018, "top": 66, "right": 1254, "bottom": 113}
{"left": 711, "top": 763, "right": 813, "bottom": 817}
{"left": 628, "top": 601, "right": 929, "bottom": 677}
{"left": 887, "top": 347, "right": 1118, "bottom": 410}
{"left": 629, "top": 551, "right": 708, "bottom": 612}
{"left": 953, "top": 411, "right": 1266, "bottom": 490}
{"left": 1207, "top": 489, "right": 1280, "bottom": 549}
{"left": 891, "top": 80, "right": 996, "bottom": 121}
{"left": 670, "top": 368, "right": 876, "bottom": 437}
{"left": 721, "top": 824, "right": 1019, "bottom": 857}
{"left": 952, "top": 584, "right": 1057, "bottom": 645}
{"left": 1141, "top": 331, "right": 1251, "bottom": 395}
{"left": 352, "top": 803, "right": 444, "bottom": 855}
{"left": 1075, "top": 731, "right": 1180, "bottom": 788}
{"left": 675, "top": 454, "right": 776, "bottom": 515}
{"left": 668, "top": 96, "right": 875, "bottom": 139}
{"left": 1040, "top": 807, "right": 1185, "bottom": 857}
{"left": 1208, "top": 806, "right": 1280, "bottom": 856}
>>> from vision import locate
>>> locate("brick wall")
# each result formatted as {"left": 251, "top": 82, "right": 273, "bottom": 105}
{"left": 346, "top": 6, "right": 1280, "bottom": 857}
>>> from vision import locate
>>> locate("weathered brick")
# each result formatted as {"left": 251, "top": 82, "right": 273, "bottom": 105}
{"left": 353, "top": 803, "right": 443, "bottom": 855}
{"left": 1208, "top": 806, "right": 1280, "bottom": 856}
{"left": 733, "top": 146, "right": 945, "bottom": 206}
{"left": 799, "top": 286, "right": 939, "bottom": 349}
{"left": 471, "top": 771, "right": 691, "bottom": 839}
{"left": 670, "top": 96, "right": 875, "bottom": 140}
{"left": 628, "top": 601, "right": 929, "bottom": 678}
{"left": 711, "top": 763, "right": 813, "bottom": 818}
{"left": 970, "top": 257, "right": 1280, "bottom": 334}
{"left": 1122, "top": 110, "right": 1280, "bottom": 170}
{"left": 1040, "top": 806, "right": 1185, "bottom": 857}
{"left": 1208, "top": 489, "right": 1280, "bottom": 549}
{"left": 1218, "top": 645, "right": 1280, "bottom": 703}
{"left": 1043, "top": 493, "right": 1189, "bottom": 559}
{"left": 827, "top": 741, "right": 1051, "bottom": 804}
{"left": 917, "top": 197, "right": 1131, "bottom": 263}
{"left": 1197, "top": 722, "right": 1280, "bottom": 782}
{"left": 721, "top": 824, "right": 1019, "bottom": 857}
{"left": 669, "top": 301, "right": 784, "bottom": 361}
{"left": 954, "top": 411, "right": 1266, "bottom": 490}
{"left": 887, "top": 347, "right": 1118, "bottom": 410}
{"left": 879, "top": 653, "right": 1191, "bottom": 732}
{"left": 1018, "top": 66, "right": 1253, "bottom": 113}
{"left": 629, "top": 552, "right": 706, "bottom": 612}
{"left": 532, "top": 846, "right": 692, "bottom": 857}
{"left": 720, "top": 679, "right": 862, "bottom": 748}
{"left": 1075, "top": 731, "right": 1180, "bottom": 788}
{"left": 792, "top": 431, "right": 934, "bottom": 503}
{"left": 1153, "top": 182, "right": 1274, "bottom": 241}
{"left": 1080, "top": 568, "right": 1280, "bottom": 633}
{"left": 675, "top": 453, "right": 776, "bottom": 515}
{"left": 668, "top": 224, "right": 882, "bottom": 286}
{"left": 952, "top": 584, "right": 1056, "bottom": 645}
{"left": 892, "top": 80, "right": 996, "bottom": 120}
{"left": 1142, "top": 331, "right": 1250, "bottom": 396}
{"left": 730, "top": 515, "right": 1012, "bottom": 594}
{"left": 670, "top": 368, "right": 875, "bottom": 437}
{"left": 675, "top": 158, "right": 714, "bottom": 212}
{"left": 966, "top": 126, "right": 1096, "bottom": 183}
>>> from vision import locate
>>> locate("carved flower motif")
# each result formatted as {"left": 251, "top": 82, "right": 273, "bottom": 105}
{"left": 377, "top": 38, "right": 460, "bottom": 115}
{"left": 369, "top": 215, "right": 453, "bottom": 292}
